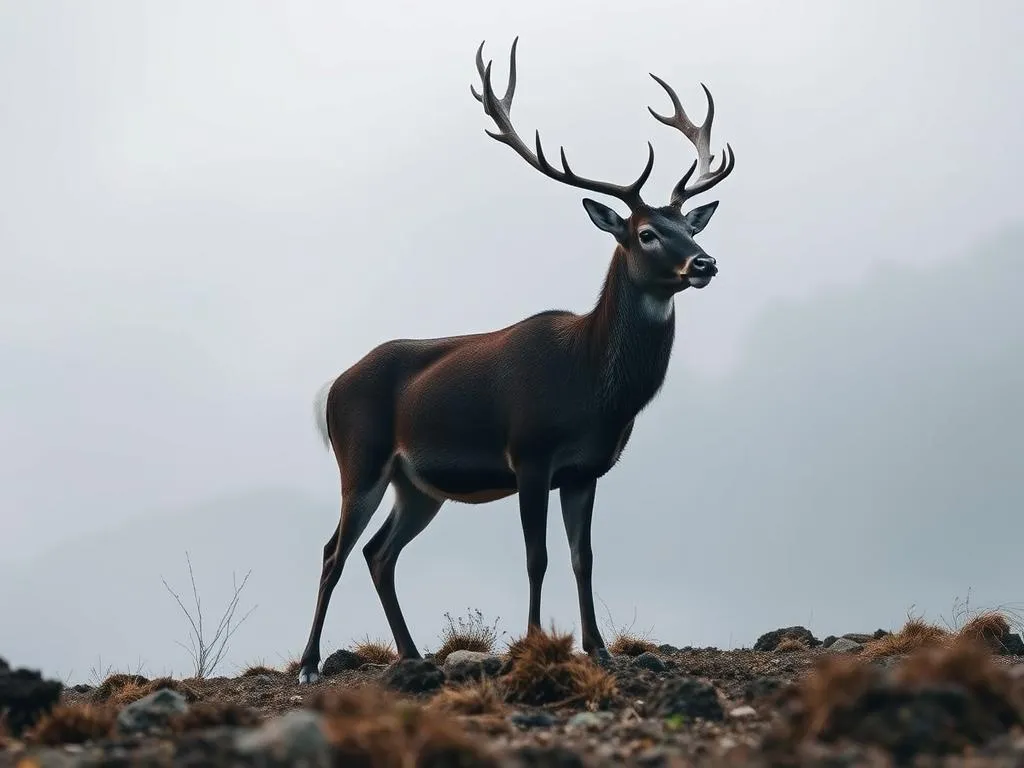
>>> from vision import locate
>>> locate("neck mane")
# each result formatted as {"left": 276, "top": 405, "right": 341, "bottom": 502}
{"left": 577, "top": 247, "right": 677, "bottom": 417}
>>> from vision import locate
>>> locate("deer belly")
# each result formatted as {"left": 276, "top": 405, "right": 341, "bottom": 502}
{"left": 395, "top": 451, "right": 517, "bottom": 504}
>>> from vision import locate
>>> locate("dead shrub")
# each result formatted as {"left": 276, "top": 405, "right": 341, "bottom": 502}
{"left": 430, "top": 680, "right": 508, "bottom": 717}
{"left": 170, "top": 701, "right": 260, "bottom": 733}
{"left": 769, "top": 636, "right": 1024, "bottom": 760}
{"left": 352, "top": 637, "right": 399, "bottom": 666}
{"left": 501, "top": 627, "right": 617, "bottom": 708}
{"left": 775, "top": 638, "right": 808, "bottom": 653}
{"left": 26, "top": 703, "right": 116, "bottom": 746}
{"left": 314, "top": 685, "right": 497, "bottom": 767}
{"left": 432, "top": 609, "right": 502, "bottom": 666}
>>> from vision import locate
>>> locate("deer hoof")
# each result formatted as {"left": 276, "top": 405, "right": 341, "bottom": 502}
{"left": 297, "top": 667, "right": 321, "bottom": 684}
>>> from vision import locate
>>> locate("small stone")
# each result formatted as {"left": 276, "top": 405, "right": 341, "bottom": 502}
{"left": 728, "top": 705, "right": 757, "bottom": 719}
{"left": 381, "top": 659, "right": 445, "bottom": 693}
{"left": 116, "top": 688, "right": 188, "bottom": 734}
{"left": 753, "top": 626, "right": 819, "bottom": 651}
{"left": 841, "top": 633, "right": 876, "bottom": 644}
{"left": 510, "top": 711, "right": 557, "bottom": 728}
{"left": 320, "top": 649, "right": 363, "bottom": 677}
{"left": 289, "top": 695, "right": 303, "bottom": 703}
{"left": 567, "top": 711, "right": 614, "bottom": 729}
{"left": 236, "top": 709, "right": 330, "bottom": 765}
{"left": 719, "top": 736, "right": 738, "bottom": 751}
{"left": 442, "top": 650, "right": 503, "bottom": 682}
{"left": 656, "top": 644, "right": 680, "bottom": 655}
{"left": 631, "top": 652, "right": 666, "bottom": 672}
{"left": 828, "top": 638, "right": 863, "bottom": 654}
{"left": 650, "top": 677, "right": 724, "bottom": 721}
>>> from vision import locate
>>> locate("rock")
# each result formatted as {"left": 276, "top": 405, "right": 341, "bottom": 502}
{"left": 567, "top": 711, "right": 614, "bottom": 729}
{"left": 509, "top": 710, "right": 557, "bottom": 728}
{"left": 828, "top": 638, "right": 864, "bottom": 653}
{"left": 381, "top": 659, "right": 445, "bottom": 693}
{"left": 631, "top": 652, "right": 666, "bottom": 672}
{"left": 656, "top": 644, "right": 680, "bottom": 655}
{"left": 822, "top": 635, "right": 838, "bottom": 648}
{"left": 320, "top": 649, "right": 363, "bottom": 677}
{"left": 236, "top": 709, "right": 330, "bottom": 766}
{"left": 650, "top": 676, "right": 724, "bottom": 721}
{"left": 729, "top": 705, "right": 757, "bottom": 719}
{"left": 116, "top": 687, "right": 188, "bottom": 734}
{"left": 753, "top": 626, "right": 820, "bottom": 651}
{"left": 0, "top": 657, "right": 63, "bottom": 735}
{"left": 842, "top": 633, "right": 876, "bottom": 644}
{"left": 873, "top": 628, "right": 891, "bottom": 639}
{"left": 443, "top": 650, "right": 503, "bottom": 682}
{"left": 71, "top": 684, "right": 94, "bottom": 694}
{"left": 999, "top": 632, "right": 1024, "bottom": 656}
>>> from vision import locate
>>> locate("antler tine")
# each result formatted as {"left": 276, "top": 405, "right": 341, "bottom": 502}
{"left": 472, "top": 39, "right": 654, "bottom": 210}
{"left": 648, "top": 74, "right": 735, "bottom": 208}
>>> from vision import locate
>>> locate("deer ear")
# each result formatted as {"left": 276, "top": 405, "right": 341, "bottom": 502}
{"left": 683, "top": 200, "right": 719, "bottom": 235}
{"left": 582, "top": 198, "right": 629, "bottom": 244}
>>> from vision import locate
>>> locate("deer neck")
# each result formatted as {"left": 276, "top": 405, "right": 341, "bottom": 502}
{"left": 580, "top": 247, "right": 677, "bottom": 416}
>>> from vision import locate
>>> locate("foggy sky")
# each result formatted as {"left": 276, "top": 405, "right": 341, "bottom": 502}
{"left": 2, "top": 1, "right": 1022, "bottom": 680}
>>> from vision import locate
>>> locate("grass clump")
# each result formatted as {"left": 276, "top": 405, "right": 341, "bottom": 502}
{"left": 432, "top": 609, "right": 503, "bottom": 665}
{"left": 94, "top": 673, "right": 200, "bottom": 706}
{"left": 25, "top": 703, "right": 116, "bottom": 746}
{"left": 312, "top": 685, "right": 497, "bottom": 767}
{"left": 430, "top": 680, "right": 508, "bottom": 717}
{"left": 352, "top": 636, "right": 399, "bottom": 666}
{"left": 501, "top": 627, "right": 617, "bottom": 709}
{"left": 775, "top": 638, "right": 808, "bottom": 653}
{"left": 769, "top": 636, "right": 1024, "bottom": 760}
{"left": 240, "top": 664, "right": 279, "bottom": 677}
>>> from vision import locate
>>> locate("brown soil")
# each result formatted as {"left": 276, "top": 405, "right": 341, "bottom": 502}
{"left": 4, "top": 637, "right": 1024, "bottom": 766}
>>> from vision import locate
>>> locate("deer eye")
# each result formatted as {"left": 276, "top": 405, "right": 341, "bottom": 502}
{"left": 638, "top": 229, "right": 657, "bottom": 245}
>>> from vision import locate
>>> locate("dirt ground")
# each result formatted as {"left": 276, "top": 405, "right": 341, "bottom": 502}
{"left": 5, "top": 629, "right": 1024, "bottom": 767}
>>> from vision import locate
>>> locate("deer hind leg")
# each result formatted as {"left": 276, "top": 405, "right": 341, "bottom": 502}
{"left": 362, "top": 469, "right": 443, "bottom": 660}
{"left": 559, "top": 478, "right": 610, "bottom": 661}
{"left": 297, "top": 463, "right": 390, "bottom": 684}
{"left": 516, "top": 464, "right": 551, "bottom": 633}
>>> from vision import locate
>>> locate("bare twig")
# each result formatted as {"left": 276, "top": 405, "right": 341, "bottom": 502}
{"left": 161, "top": 551, "right": 257, "bottom": 679}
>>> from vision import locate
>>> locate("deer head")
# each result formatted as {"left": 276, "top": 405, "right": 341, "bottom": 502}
{"left": 471, "top": 38, "right": 735, "bottom": 297}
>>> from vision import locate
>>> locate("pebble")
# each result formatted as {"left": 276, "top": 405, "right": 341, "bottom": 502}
{"left": 728, "top": 705, "right": 757, "bottom": 719}
{"left": 510, "top": 711, "right": 557, "bottom": 728}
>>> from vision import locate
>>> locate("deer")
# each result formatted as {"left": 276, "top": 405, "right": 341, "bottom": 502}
{"left": 295, "top": 38, "right": 736, "bottom": 684}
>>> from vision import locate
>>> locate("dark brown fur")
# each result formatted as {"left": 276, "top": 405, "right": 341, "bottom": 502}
{"left": 295, "top": 39, "right": 735, "bottom": 682}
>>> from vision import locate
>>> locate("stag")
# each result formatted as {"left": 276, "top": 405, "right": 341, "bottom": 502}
{"left": 296, "top": 38, "right": 735, "bottom": 683}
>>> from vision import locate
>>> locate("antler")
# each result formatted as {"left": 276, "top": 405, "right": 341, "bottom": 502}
{"left": 647, "top": 75, "right": 735, "bottom": 208}
{"left": 471, "top": 38, "right": 655, "bottom": 211}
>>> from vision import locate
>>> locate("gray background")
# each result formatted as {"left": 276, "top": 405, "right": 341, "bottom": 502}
{"left": 1, "top": 1, "right": 1022, "bottom": 681}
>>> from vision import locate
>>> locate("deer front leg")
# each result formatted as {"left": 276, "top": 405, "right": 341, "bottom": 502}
{"left": 559, "top": 478, "right": 610, "bottom": 661}
{"left": 516, "top": 464, "right": 550, "bottom": 632}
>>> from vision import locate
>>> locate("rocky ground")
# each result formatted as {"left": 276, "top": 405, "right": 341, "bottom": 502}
{"left": 5, "top": 619, "right": 1024, "bottom": 767}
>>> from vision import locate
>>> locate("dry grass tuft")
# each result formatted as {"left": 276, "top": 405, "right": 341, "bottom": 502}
{"left": 432, "top": 609, "right": 502, "bottom": 666}
{"left": 770, "top": 635, "right": 1024, "bottom": 760}
{"left": 93, "top": 673, "right": 150, "bottom": 701}
{"left": 283, "top": 659, "right": 302, "bottom": 677}
{"left": 430, "top": 680, "right": 508, "bottom": 717}
{"left": 775, "top": 638, "right": 808, "bottom": 653}
{"left": 169, "top": 701, "right": 261, "bottom": 733}
{"left": 105, "top": 676, "right": 201, "bottom": 707}
{"left": 501, "top": 627, "right": 617, "bottom": 708}
{"left": 959, "top": 611, "right": 1011, "bottom": 652}
{"left": 608, "top": 633, "right": 659, "bottom": 657}
{"left": 860, "top": 617, "right": 950, "bottom": 660}
{"left": 352, "top": 636, "right": 399, "bottom": 666}
{"left": 240, "top": 664, "right": 279, "bottom": 677}
{"left": 312, "top": 685, "right": 497, "bottom": 766}
{"left": 25, "top": 703, "right": 116, "bottom": 746}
